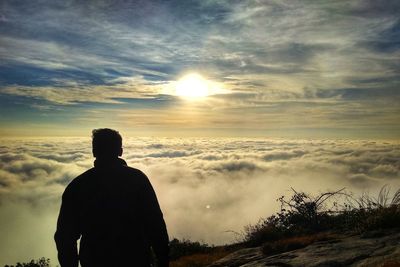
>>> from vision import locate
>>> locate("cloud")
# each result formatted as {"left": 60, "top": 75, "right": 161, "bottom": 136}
{"left": 0, "top": 1, "right": 399, "bottom": 138}
{"left": 1, "top": 0, "right": 399, "bottom": 99}
{"left": 0, "top": 76, "right": 169, "bottom": 105}
{"left": 262, "top": 150, "right": 307, "bottom": 161}
{"left": 1, "top": 137, "right": 400, "bottom": 265}
{"left": 210, "top": 160, "right": 263, "bottom": 173}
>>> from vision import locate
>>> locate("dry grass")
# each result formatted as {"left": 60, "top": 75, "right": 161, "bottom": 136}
{"left": 381, "top": 260, "right": 400, "bottom": 267}
{"left": 170, "top": 248, "right": 230, "bottom": 267}
{"left": 262, "top": 232, "right": 340, "bottom": 256}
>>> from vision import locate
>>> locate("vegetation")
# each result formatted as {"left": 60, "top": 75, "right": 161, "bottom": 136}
{"left": 170, "top": 247, "right": 230, "bottom": 267}
{"left": 169, "top": 238, "right": 213, "bottom": 261}
{"left": 4, "top": 258, "right": 51, "bottom": 267}
{"left": 243, "top": 185, "right": 400, "bottom": 255}
{"left": 170, "top": 186, "right": 400, "bottom": 265}
{"left": 381, "top": 260, "right": 400, "bottom": 267}
{"left": 261, "top": 232, "right": 341, "bottom": 256}
{"left": 169, "top": 238, "right": 232, "bottom": 267}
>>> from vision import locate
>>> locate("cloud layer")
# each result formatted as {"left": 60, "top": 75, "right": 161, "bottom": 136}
{"left": 1, "top": 137, "right": 399, "bottom": 265}
{"left": 0, "top": 0, "right": 399, "bottom": 137}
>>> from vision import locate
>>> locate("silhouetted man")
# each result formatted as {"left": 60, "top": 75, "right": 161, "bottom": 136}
{"left": 55, "top": 129, "right": 169, "bottom": 267}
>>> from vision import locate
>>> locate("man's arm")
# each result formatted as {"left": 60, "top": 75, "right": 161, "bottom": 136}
{"left": 139, "top": 172, "right": 169, "bottom": 267}
{"left": 54, "top": 185, "right": 81, "bottom": 267}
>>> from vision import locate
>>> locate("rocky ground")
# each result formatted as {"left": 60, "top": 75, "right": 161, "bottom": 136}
{"left": 208, "top": 229, "right": 400, "bottom": 267}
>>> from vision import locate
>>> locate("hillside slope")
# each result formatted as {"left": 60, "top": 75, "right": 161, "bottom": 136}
{"left": 208, "top": 229, "right": 400, "bottom": 267}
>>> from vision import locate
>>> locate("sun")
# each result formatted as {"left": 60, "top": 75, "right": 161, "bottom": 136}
{"left": 175, "top": 73, "right": 210, "bottom": 98}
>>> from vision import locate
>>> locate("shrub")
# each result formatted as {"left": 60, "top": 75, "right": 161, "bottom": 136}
{"left": 4, "top": 258, "right": 50, "bottom": 267}
{"left": 244, "top": 221, "right": 286, "bottom": 247}
{"left": 334, "top": 185, "right": 400, "bottom": 232}
{"left": 360, "top": 205, "right": 400, "bottom": 231}
{"left": 244, "top": 185, "right": 400, "bottom": 255}
{"left": 169, "top": 238, "right": 213, "bottom": 261}
{"left": 244, "top": 187, "right": 347, "bottom": 246}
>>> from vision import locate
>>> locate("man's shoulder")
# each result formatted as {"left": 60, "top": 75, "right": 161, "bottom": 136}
{"left": 120, "top": 166, "right": 149, "bottom": 181}
{"left": 122, "top": 165, "right": 145, "bottom": 175}
{"left": 72, "top": 167, "right": 96, "bottom": 182}
{"left": 64, "top": 168, "right": 95, "bottom": 190}
{"left": 64, "top": 165, "right": 148, "bottom": 192}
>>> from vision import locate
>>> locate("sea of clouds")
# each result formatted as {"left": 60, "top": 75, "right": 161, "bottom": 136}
{"left": 0, "top": 137, "right": 399, "bottom": 265}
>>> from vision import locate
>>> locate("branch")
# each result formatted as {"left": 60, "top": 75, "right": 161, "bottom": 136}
{"left": 314, "top": 188, "right": 346, "bottom": 209}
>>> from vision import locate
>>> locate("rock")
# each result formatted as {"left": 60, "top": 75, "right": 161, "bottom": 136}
{"left": 208, "top": 247, "right": 264, "bottom": 267}
{"left": 208, "top": 229, "right": 400, "bottom": 267}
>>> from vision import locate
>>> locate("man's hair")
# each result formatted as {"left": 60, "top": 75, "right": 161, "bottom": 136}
{"left": 92, "top": 128, "right": 122, "bottom": 158}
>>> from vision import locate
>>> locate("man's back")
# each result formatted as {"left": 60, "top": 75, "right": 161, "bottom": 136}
{"left": 55, "top": 158, "right": 169, "bottom": 267}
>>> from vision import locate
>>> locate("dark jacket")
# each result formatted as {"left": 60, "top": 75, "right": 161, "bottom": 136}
{"left": 54, "top": 158, "right": 169, "bottom": 267}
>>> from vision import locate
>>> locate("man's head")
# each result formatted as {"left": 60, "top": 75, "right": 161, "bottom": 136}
{"left": 92, "top": 128, "right": 123, "bottom": 159}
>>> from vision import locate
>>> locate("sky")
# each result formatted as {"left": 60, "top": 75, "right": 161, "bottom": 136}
{"left": 0, "top": 0, "right": 399, "bottom": 138}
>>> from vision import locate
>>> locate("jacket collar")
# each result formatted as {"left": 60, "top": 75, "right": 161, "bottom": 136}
{"left": 94, "top": 157, "right": 127, "bottom": 168}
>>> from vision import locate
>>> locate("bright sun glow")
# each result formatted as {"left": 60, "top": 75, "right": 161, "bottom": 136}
{"left": 175, "top": 73, "right": 211, "bottom": 98}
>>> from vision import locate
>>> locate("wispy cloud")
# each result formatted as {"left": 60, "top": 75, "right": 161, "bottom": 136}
{"left": 0, "top": 0, "right": 399, "bottom": 137}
